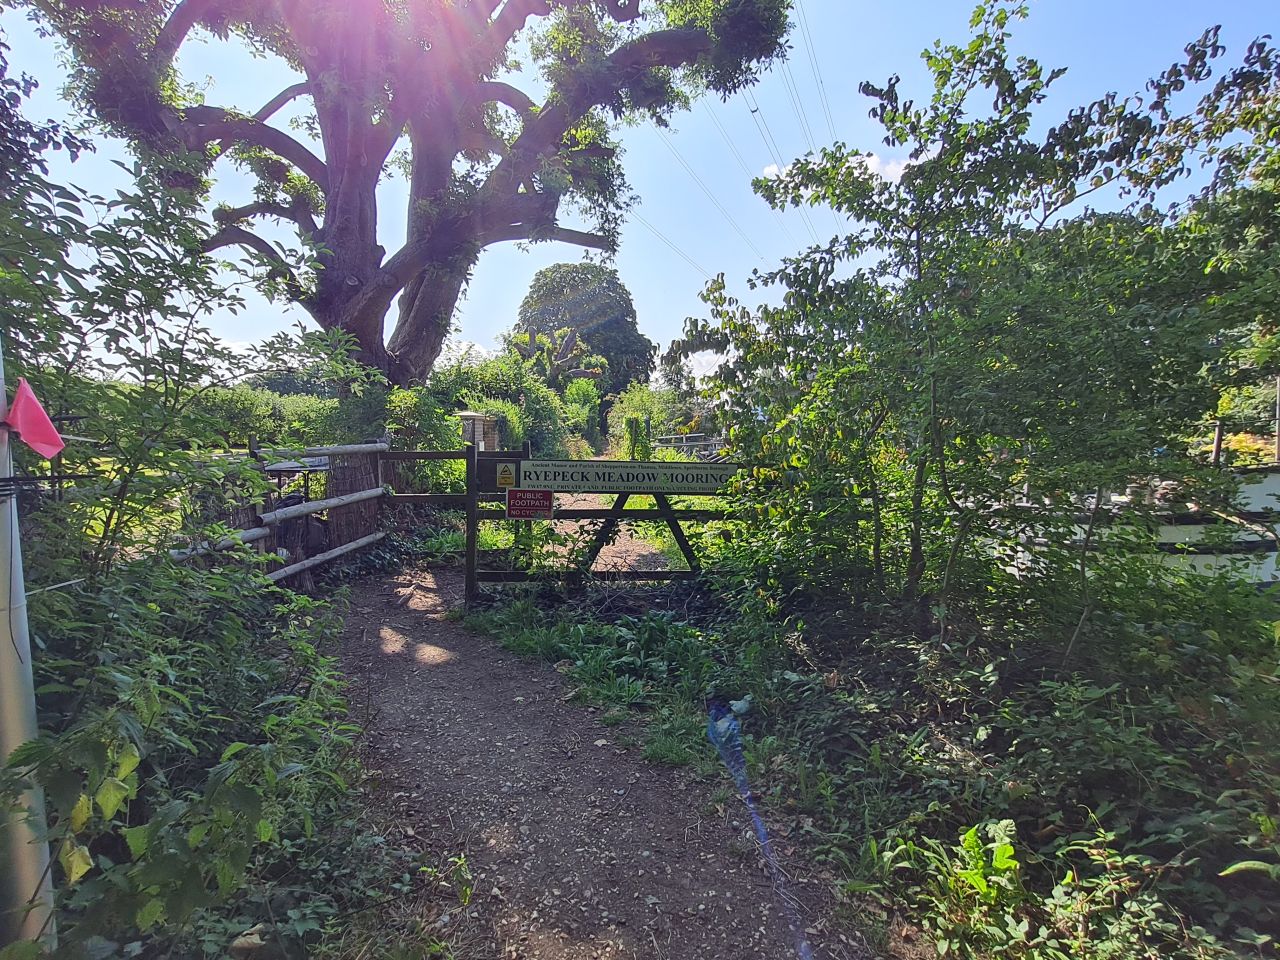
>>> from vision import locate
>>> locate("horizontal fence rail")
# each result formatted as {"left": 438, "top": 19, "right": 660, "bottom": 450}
{"left": 261, "top": 442, "right": 390, "bottom": 457}
{"left": 258, "top": 487, "right": 384, "bottom": 525}
{"left": 169, "top": 525, "right": 272, "bottom": 561}
{"left": 174, "top": 443, "right": 386, "bottom": 585}
{"left": 266, "top": 531, "right": 387, "bottom": 582}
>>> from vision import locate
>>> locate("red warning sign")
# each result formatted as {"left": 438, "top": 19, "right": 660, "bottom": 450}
{"left": 506, "top": 488, "right": 554, "bottom": 520}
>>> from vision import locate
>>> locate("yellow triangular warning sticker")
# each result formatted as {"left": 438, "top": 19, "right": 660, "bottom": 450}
{"left": 497, "top": 463, "right": 516, "bottom": 487}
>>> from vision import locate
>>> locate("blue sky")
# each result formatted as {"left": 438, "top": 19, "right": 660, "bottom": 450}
{"left": 4, "top": 1, "right": 1277, "bottom": 364}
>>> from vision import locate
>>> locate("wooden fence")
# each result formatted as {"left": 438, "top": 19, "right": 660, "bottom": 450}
{"left": 172, "top": 441, "right": 386, "bottom": 588}
{"left": 177, "top": 441, "right": 736, "bottom": 603}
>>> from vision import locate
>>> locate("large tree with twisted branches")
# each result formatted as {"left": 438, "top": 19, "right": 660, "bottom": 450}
{"left": 20, "top": 0, "right": 788, "bottom": 383}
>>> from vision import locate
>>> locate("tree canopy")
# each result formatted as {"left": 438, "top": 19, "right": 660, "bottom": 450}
{"left": 517, "top": 261, "right": 655, "bottom": 394}
{"left": 18, "top": 0, "right": 789, "bottom": 384}
{"left": 678, "top": 2, "right": 1280, "bottom": 599}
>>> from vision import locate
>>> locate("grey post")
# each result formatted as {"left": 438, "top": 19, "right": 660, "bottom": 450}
{"left": 0, "top": 334, "right": 56, "bottom": 945}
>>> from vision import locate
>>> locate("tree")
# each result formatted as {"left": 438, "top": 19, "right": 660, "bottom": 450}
{"left": 678, "top": 1, "right": 1280, "bottom": 601}
{"left": 22, "top": 0, "right": 788, "bottom": 384}
{"left": 517, "top": 261, "right": 655, "bottom": 394}
{"left": 507, "top": 325, "right": 609, "bottom": 390}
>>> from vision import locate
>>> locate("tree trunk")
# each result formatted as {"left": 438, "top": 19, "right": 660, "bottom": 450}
{"left": 386, "top": 259, "right": 474, "bottom": 384}
{"left": 904, "top": 451, "right": 930, "bottom": 600}
{"left": 379, "top": 124, "right": 470, "bottom": 386}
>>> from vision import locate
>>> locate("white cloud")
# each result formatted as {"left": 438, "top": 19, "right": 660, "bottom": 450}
{"left": 687, "top": 350, "right": 724, "bottom": 380}
{"left": 858, "top": 153, "right": 909, "bottom": 183}
{"left": 763, "top": 154, "right": 911, "bottom": 183}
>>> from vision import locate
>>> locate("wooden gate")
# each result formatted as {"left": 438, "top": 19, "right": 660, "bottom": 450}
{"left": 381, "top": 445, "right": 739, "bottom": 606}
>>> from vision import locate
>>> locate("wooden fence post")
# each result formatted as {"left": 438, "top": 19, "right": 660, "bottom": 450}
{"left": 464, "top": 443, "right": 478, "bottom": 608}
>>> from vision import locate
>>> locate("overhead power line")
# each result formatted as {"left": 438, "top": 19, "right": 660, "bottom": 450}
{"left": 703, "top": 102, "right": 757, "bottom": 182}
{"left": 631, "top": 210, "right": 712, "bottom": 281}
{"left": 779, "top": 58, "right": 818, "bottom": 154}
{"left": 656, "top": 127, "right": 767, "bottom": 262}
{"left": 744, "top": 89, "right": 788, "bottom": 172}
{"left": 701, "top": 102, "right": 800, "bottom": 248}
{"left": 743, "top": 90, "right": 821, "bottom": 245}
{"left": 796, "top": 0, "right": 838, "bottom": 142}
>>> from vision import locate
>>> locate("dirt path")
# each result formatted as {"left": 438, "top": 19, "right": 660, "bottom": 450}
{"left": 341, "top": 567, "right": 860, "bottom": 960}
{"left": 552, "top": 493, "right": 671, "bottom": 574}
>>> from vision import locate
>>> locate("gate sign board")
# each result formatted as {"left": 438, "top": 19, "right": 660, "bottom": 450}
{"left": 496, "top": 462, "right": 517, "bottom": 488}
{"left": 519, "top": 459, "right": 738, "bottom": 494}
{"left": 506, "top": 488, "right": 554, "bottom": 520}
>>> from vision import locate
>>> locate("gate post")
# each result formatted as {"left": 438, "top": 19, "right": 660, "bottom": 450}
{"left": 464, "top": 443, "right": 477, "bottom": 608}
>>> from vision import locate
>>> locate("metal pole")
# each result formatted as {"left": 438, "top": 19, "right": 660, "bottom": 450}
{"left": 1273, "top": 376, "right": 1279, "bottom": 464}
{"left": 0, "top": 335, "right": 56, "bottom": 946}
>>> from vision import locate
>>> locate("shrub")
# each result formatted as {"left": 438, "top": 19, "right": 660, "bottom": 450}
{"left": 607, "top": 382, "right": 680, "bottom": 454}
{"left": 565, "top": 433, "right": 595, "bottom": 459}
{"left": 428, "top": 353, "right": 568, "bottom": 456}
{"left": 465, "top": 395, "right": 527, "bottom": 449}
{"left": 563, "top": 378, "right": 603, "bottom": 449}
{"left": 188, "top": 386, "right": 283, "bottom": 447}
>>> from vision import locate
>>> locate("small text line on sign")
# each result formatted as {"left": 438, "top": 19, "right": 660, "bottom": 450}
{"left": 519, "top": 459, "right": 738, "bottom": 494}
{"left": 506, "top": 488, "right": 554, "bottom": 520}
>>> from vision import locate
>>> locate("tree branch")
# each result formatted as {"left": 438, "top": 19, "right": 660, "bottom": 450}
{"left": 178, "top": 105, "right": 328, "bottom": 187}
{"left": 151, "top": 0, "right": 224, "bottom": 68}
{"left": 202, "top": 225, "right": 307, "bottom": 300}
{"left": 476, "top": 80, "right": 536, "bottom": 116}
{"left": 487, "top": 28, "right": 713, "bottom": 190}
{"left": 213, "top": 200, "right": 319, "bottom": 236}
{"left": 254, "top": 82, "right": 311, "bottom": 123}
{"left": 488, "top": 0, "right": 553, "bottom": 53}
{"left": 539, "top": 226, "right": 611, "bottom": 249}
{"left": 599, "top": 0, "right": 643, "bottom": 22}
{"left": 460, "top": 126, "right": 508, "bottom": 157}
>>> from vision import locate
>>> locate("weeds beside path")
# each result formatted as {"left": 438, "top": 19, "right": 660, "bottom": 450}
{"left": 340, "top": 567, "right": 857, "bottom": 960}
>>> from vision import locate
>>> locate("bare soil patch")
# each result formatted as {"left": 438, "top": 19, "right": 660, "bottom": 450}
{"left": 340, "top": 566, "right": 865, "bottom": 959}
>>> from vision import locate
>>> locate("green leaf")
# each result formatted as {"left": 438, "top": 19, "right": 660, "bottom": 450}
{"left": 220, "top": 742, "right": 251, "bottom": 762}
{"left": 187, "top": 822, "right": 211, "bottom": 849}
{"left": 116, "top": 742, "right": 141, "bottom": 779}
{"left": 1219, "top": 859, "right": 1280, "bottom": 878}
{"left": 95, "top": 777, "right": 130, "bottom": 820}
{"left": 991, "top": 841, "right": 1019, "bottom": 873}
{"left": 69, "top": 793, "right": 92, "bottom": 833}
{"left": 256, "top": 818, "right": 274, "bottom": 843}
{"left": 121, "top": 825, "right": 150, "bottom": 859}
{"left": 59, "top": 842, "right": 93, "bottom": 884}
{"left": 136, "top": 897, "right": 165, "bottom": 931}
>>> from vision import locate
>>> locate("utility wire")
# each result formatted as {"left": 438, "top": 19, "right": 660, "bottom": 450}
{"left": 702, "top": 102, "right": 799, "bottom": 248}
{"left": 796, "top": 0, "right": 838, "bottom": 142}
{"left": 779, "top": 58, "right": 818, "bottom": 154}
{"left": 744, "top": 91, "right": 821, "bottom": 245}
{"left": 783, "top": 57, "right": 845, "bottom": 236}
{"left": 703, "top": 102, "right": 757, "bottom": 182}
{"left": 780, "top": 57, "right": 844, "bottom": 236}
{"left": 744, "top": 89, "right": 789, "bottom": 171}
{"left": 631, "top": 210, "right": 712, "bottom": 281}
{"left": 655, "top": 127, "right": 768, "bottom": 262}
